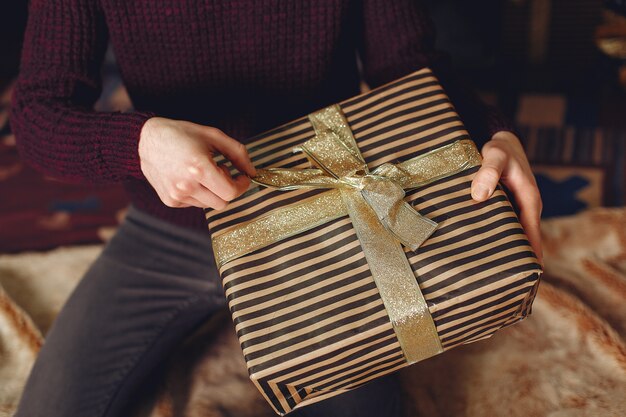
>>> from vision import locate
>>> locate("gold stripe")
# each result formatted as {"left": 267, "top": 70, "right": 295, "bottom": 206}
{"left": 212, "top": 191, "right": 347, "bottom": 269}
{"left": 221, "top": 218, "right": 356, "bottom": 284}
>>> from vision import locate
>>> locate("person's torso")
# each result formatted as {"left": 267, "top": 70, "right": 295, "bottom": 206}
{"left": 101, "top": 0, "right": 362, "bottom": 140}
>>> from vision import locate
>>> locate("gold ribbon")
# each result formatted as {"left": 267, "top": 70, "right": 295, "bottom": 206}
{"left": 212, "top": 104, "right": 482, "bottom": 364}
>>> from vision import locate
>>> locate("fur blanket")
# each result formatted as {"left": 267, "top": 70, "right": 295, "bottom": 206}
{"left": 1, "top": 208, "right": 626, "bottom": 416}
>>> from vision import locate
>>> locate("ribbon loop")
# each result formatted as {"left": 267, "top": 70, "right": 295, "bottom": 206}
{"left": 359, "top": 177, "right": 438, "bottom": 251}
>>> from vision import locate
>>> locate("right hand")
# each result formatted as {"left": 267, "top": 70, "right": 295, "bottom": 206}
{"left": 138, "top": 117, "right": 256, "bottom": 210}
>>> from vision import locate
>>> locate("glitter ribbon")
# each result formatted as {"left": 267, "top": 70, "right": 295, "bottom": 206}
{"left": 212, "top": 104, "right": 482, "bottom": 364}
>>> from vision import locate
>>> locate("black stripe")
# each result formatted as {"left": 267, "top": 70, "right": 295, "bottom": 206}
{"left": 422, "top": 205, "right": 516, "bottom": 243}
{"left": 257, "top": 379, "right": 285, "bottom": 415}
{"left": 358, "top": 115, "right": 463, "bottom": 150}
{"left": 426, "top": 262, "right": 541, "bottom": 306}
{"left": 439, "top": 300, "right": 522, "bottom": 344}
{"left": 349, "top": 88, "right": 447, "bottom": 130}
{"left": 419, "top": 244, "right": 534, "bottom": 285}
{"left": 233, "top": 272, "right": 375, "bottom": 326}
{"left": 431, "top": 277, "right": 535, "bottom": 319}
{"left": 413, "top": 229, "right": 527, "bottom": 271}
{"left": 249, "top": 127, "right": 313, "bottom": 165}
{"left": 320, "top": 357, "right": 406, "bottom": 392}
{"left": 441, "top": 312, "right": 517, "bottom": 347}
{"left": 273, "top": 341, "right": 401, "bottom": 386}
{"left": 222, "top": 221, "right": 355, "bottom": 286}
{"left": 311, "top": 354, "right": 405, "bottom": 392}
{"left": 226, "top": 240, "right": 364, "bottom": 303}
{"left": 350, "top": 96, "right": 450, "bottom": 130}
{"left": 415, "top": 216, "right": 521, "bottom": 256}
{"left": 408, "top": 175, "right": 476, "bottom": 201}
{"left": 239, "top": 291, "right": 383, "bottom": 342}
{"left": 429, "top": 194, "right": 508, "bottom": 221}
{"left": 244, "top": 314, "right": 391, "bottom": 366}
{"left": 363, "top": 131, "right": 469, "bottom": 167}
{"left": 253, "top": 329, "right": 397, "bottom": 379}
{"left": 240, "top": 302, "right": 385, "bottom": 351}
{"left": 225, "top": 236, "right": 366, "bottom": 302}
{"left": 281, "top": 382, "right": 308, "bottom": 410}
{"left": 436, "top": 283, "right": 530, "bottom": 328}
{"left": 342, "top": 71, "right": 435, "bottom": 108}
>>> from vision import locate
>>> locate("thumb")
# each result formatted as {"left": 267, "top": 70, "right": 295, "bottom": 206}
{"left": 471, "top": 143, "right": 508, "bottom": 202}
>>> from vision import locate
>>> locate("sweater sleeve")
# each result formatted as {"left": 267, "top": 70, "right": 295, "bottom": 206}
{"left": 356, "top": 0, "right": 516, "bottom": 150}
{"left": 9, "top": 0, "right": 155, "bottom": 184}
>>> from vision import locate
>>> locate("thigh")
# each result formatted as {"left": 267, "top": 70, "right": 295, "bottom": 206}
{"left": 15, "top": 206, "right": 226, "bottom": 417}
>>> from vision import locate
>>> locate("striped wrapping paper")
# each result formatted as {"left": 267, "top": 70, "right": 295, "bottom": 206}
{"left": 205, "top": 68, "right": 543, "bottom": 415}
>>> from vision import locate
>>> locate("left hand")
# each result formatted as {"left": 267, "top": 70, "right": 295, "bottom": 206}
{"left": 470, "top": 131, "right": 543, "bottom": 267}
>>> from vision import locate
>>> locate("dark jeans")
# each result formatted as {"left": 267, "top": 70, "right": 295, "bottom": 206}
{"left": 15, "top": 205, "right": 404, "bottom": 417}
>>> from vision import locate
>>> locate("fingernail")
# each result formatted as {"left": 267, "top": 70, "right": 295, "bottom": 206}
{"left": 472, "top": 184, "right": 489, "bottom": 200}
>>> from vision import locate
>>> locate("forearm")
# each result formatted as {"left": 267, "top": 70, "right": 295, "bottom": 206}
{"left": 11, "top": 77, "right": 153, "bottom": 184}
{"left": 10, "top": 0, "right": 154, "bottom": 185}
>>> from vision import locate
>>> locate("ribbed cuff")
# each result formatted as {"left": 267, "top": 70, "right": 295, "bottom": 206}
{"left": 484, "top": 105, "right": 520, "bottom": 141}
{"left": 97, "top": 110, "right": 156, "bottom": 181}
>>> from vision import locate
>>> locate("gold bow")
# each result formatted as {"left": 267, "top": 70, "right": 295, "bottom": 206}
{"left": 212, "top": 104, "right": 482, "bottom": 364}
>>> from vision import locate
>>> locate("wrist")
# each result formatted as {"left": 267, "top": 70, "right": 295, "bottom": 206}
{"left": 492, "top": 130, "right": 516, "bottom": 139}
{"left": 491, "top": 130, "right": 520, "bottom": 144}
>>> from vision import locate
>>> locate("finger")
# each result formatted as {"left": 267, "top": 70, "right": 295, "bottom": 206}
{"left": 471, "top": 143, "right": 508, "bottom": 202}
{"left": 159, "top": 191, "right": 192, "bottom": 209}
{"left": 189, "top": 158, "right": 249, "bottom": 201}
{"left": 205, "top": 128, "right": 256, "bottom": 177}
{"left": 186, "top": 191, "right": 228, "bottom": 210}
{"left": 189, "top": 184, "right": 230, "bottom": 210}
{"left": 175, "top": 178, "right": 229, "bottom": 209}
{"left": 178, "top": 195, "right": 208, "bottom": 209}
{"left": 218, "top": 164, "right": 252, "bottom": 192}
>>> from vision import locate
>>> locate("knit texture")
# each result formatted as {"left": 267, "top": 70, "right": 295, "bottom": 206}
{"left": 11, "top": 0, "right": 515, "bottom": 231}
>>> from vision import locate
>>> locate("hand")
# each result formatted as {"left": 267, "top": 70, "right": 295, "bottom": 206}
{"left": 470, "top": 131, "right": 544, "bottom": 267}
{"left": 138, "top": 117, "right": 256, "bottom": 210}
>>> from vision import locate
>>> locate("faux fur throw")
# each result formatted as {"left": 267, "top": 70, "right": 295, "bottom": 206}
{"left": 1, "top": 208, "right": 626, "bottom": 417}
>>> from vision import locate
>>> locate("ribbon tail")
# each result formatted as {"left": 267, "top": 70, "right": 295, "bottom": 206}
{"left": 360, "top": 177, "right": 438, "bottom": 251}
{"left": 340, "top": 188, "right": 443, "bottom": 364}
{"left": 383, "top": 202, "right": 438, "bottom": 252}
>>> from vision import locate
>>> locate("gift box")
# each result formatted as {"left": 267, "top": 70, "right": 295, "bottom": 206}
{"left": 205, "top": 67, "right": 543, "bottom": 415}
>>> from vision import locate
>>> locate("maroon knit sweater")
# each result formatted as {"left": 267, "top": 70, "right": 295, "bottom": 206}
{"left": 11, "top": 0, "right": 514, "bottom": 232}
